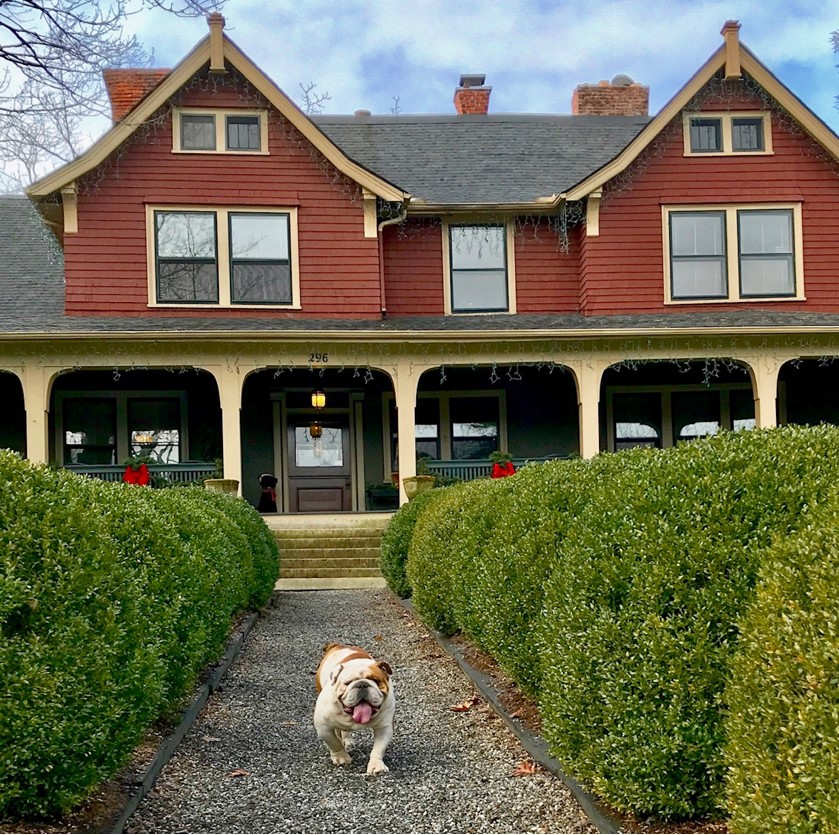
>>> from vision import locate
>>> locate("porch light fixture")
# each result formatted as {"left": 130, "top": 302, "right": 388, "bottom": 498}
{"left": 309, "top": 421, "right": 323, "bottom": 440}
{"left": 311, "top": 389, "right": 326, "bottom": 409}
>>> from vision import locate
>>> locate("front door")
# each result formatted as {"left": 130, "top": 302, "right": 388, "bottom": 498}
{"left": 287, "top": 420, "right": 352, "bottom": 512}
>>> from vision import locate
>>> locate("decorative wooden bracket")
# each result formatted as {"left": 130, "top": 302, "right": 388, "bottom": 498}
{"left": 363, "top": 188, "right": 378, "bottom": 239}
{"left": 61, "top": 184, "right": 78, "bottom": 234}
{"left": 586, "top": 190, "right": 602, "bottom": 237}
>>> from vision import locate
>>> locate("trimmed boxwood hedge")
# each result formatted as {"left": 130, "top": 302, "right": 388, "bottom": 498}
{"left": 0, "top": 451, "right": 279, "bottom": 818}
{"left": 379, "top": 487, "right": 443, "bottom": 598}
{"left": 724, "top": 492, "right": 839, "bottom": 833}
{"left": 397, "top": 425, "right": 839, "bottom": 823}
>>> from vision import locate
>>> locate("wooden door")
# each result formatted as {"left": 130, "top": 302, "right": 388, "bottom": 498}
{"left": 287, "top": 420, "right": 352, "bottom": 512}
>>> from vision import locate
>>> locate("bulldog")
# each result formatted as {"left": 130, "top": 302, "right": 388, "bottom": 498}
{"left": 314, "top": 642, "right": 395, "bottom": 775}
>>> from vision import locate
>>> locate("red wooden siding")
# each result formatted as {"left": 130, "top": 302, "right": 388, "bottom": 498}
{"left": 515, "top": 219, "right": 580, "bottom": 313}
{"left": 581, "top": 99, "right": 839, "bottom": 315}
{"left": 65, "top": 79, "right": 382, "bottom": 319}
{"left": 382, "top": 220, "right": 445, "bottom": 316}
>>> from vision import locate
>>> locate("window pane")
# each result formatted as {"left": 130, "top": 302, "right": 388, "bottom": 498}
{"left": 157, "top": 212, "right": 216, "bottom": 258}
{"left": 450, "top": 225, "right": 505, "bottom": 269}
{"left": 613, "top": 393, "right": 661, "bottom": 450}
{"left": 740, "top": 256, "right": 794, "bottom": 296}
{"left": 689, "top": 118, "right": 721, "bottom": 152}
{"left": 451, "top": 269, "right": 508, "bottom": 311}
{"left": 230, "top": 214, "right": 289, "bottom": 259}
{"left": 730, "top": 388, "right": 756, "bottom": 431}
{"left": 739, "top": 211, "right": 792, "bottom": 254}
{"left": 672, "top": 259, "right": 727, "bottom": 298}
{"left": 450, "top": 396, "right": 499, "bottom": 459}
{"left": 231, "top": 263, "right": 291, "bottom": 303}
{"left": 672, "top": 391, "right": 721, "bottom": 442}
{"left": 181, "top": 114, "right": 216, "bottom": 150}
{"left": 226, "top": 116, "right": 261, "bottom": 150}
{"left": 158, "top": 262, "right": 218, "bottom": 302}
{"left": 732, "top": 118, "right": 764, "bottom": 151}
{"left": 295, "top": 426, "right": 343, "bottom": 467}
{"left": 63, "top": 398, "right": 116, "bottom": 464}
{"left": 129, "top": 399, "right": 181, "bottom": 463}
{"left": 671, "top": 213, "right": 724, "bottom": 256}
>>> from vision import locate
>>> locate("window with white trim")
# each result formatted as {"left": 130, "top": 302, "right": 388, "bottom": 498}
{"left": 149, "top": 207, "right": 299, "bottom": 307}
{"left": 664, "top": 205, "right": 802, "bottom": 303}
{"left": 445, "top": 223, "right": 515, "bottom": 314}
{"left": 173, "top": 108, "right": 267, "bottom": 154}
{"left": 683, "top": 112, "right": 772, "bottom": 156}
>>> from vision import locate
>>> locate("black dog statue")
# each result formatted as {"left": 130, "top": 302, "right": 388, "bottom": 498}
{"left": 257, "top": 473, "right": 278, "bottom": 513}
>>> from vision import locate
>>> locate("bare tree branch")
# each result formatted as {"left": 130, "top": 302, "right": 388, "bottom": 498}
{"left": 298, "top": 81, "right": 331, "bottom": 115}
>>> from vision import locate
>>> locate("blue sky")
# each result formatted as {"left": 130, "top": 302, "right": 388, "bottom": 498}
{"left": 126, "top": 0, "right": 839, "bottom": 131}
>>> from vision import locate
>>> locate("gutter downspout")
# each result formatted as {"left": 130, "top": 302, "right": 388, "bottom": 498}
{"left": 377, "top": 204, "right": 408, "bottom": 318}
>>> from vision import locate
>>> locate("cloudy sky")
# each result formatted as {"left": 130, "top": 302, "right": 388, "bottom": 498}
{"left": 126, "top": 0, "right": 839, "bottom": 130}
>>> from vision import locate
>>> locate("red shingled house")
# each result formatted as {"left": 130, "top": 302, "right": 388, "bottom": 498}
{"left": 1, "top": 16, "right": 838, "bottom": 513}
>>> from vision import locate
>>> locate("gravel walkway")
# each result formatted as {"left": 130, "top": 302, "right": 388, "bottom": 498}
{"left": 126, "top": 589, "right": 594, "bottom": 834}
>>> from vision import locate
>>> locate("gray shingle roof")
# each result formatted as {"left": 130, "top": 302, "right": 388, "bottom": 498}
{"left": 313, "top": 114, "right": 650, "bottom": 204}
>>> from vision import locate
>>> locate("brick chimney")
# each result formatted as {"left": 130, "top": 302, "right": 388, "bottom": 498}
{"left": 454, "top": 74, "right": 491, "bottom": 114}
{"left": 102, "top": 69, "right": 171, "bottom": 123}
{"left": 572, "top": 75, "right": 649, "bottom": 117}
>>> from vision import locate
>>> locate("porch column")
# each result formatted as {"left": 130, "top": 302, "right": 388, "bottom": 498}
{"left": 210, "top": 365, "right": 245, "bottom": 493}
{"left": 572, "top": 360, "right": 606, "bottom": 459}
{"left": 392, "top": 359, "right": 422, "bottom": 506}
{"left": 742, "top": 355, "right": 783, "bottom": 429}
{"left": 21, "top": 365, "right": 52, "bottom": 464}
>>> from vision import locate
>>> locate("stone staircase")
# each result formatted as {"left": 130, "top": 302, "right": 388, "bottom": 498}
{"left": 267, "top": 513, "right": 393, "bottom": 590}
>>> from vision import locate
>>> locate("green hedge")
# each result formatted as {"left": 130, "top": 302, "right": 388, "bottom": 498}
{"left": 0, "top": 452, "right": 279, "bottom": 818}
{"left": 379, "top": 487, "right": 442, "bottom": 598}
{"left": 397, "top": 425, "right": 839, "bottom": 823}
{"left": 724, "top": 492, "right": 839, "bottom": 833}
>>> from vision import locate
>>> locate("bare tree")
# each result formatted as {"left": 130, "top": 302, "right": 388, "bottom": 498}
{"left": 0, "top": 0, "right": 223, "bottom": 192}
{"left": 298, "top": 81, "right": 331, "bottom": 115}
{"left": 389, "top": 95, "right": 401, "bottom": 115}
{"left": 834, "top": 28, "right": 839, "bottom": 111}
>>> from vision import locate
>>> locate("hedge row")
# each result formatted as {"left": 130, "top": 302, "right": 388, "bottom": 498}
{"left": 0, "top": 451, "right": 279, "bottom": 818}
{"left": 398, "top": 426, "right": 839, "bottom": 825}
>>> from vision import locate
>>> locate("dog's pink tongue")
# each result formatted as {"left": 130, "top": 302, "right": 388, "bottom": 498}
{"left": 352, "top": 702, "right": 373, "bottom": 724}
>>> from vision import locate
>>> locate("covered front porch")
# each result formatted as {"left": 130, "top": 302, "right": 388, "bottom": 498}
{"left": 1, "top": 331, "right": 838, "bottom": 512}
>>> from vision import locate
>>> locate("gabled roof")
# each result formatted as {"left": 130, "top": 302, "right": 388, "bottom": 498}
{"left": 27, "top": 34, "right": 409, "bottom": 203}
{"left": 563, "top": 38, "right": 839, "bottom": 203}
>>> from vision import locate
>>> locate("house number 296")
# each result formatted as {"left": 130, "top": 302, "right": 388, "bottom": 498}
{"left": 309, "top": 351, "right": 329, "bottom": 363}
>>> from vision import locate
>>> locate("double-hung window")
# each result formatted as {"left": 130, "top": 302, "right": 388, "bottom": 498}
{"left": 149, "top": 207, "right": 299, "bottom": 307}
{"left": 683, "top": 112, "right": 772, "bottom": 156}
{"left": 445, "top": 223, "right": 515, "bottom": 314}
{"left": 664, "top": 205, "right": 802, "bottom": 303}
{"left": 174, "top": 108, "right": 267, "bottom": 154}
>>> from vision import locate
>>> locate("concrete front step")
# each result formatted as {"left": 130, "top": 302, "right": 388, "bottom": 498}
{"left": 282, "top": 557, "right": 380, "bottom": 570}
{"left": 281, "top": 547, "right": 380, "bottom": 561}
{"left": 281, "top": 566, "right": 384, "bottom": 579}
{"left": 267, "top": 512, "right": 393, "bottom": 587}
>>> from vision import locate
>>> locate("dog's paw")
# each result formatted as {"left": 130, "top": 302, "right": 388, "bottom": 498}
{"left": 330, "top": 750, "right": 352, "bottom": 766}
{"left": 340, "top": 731, "right": 355, "bottom": 752}
{"left": 366, "top": 759, "right": 389, "bottom": 775}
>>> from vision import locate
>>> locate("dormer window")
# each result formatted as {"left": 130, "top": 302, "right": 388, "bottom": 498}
{"left": 683, "top": 112, "right": 772, "bottom": 156}
{"left": 173, "top": 108, "right": 268, "bottom": 154}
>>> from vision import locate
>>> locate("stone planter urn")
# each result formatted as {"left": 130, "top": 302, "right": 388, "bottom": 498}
{"left": 402, "top": 474, "right": 435, "bottom": 500}
{"left": 204, "top": 478, "right": 240, "bottom": 495}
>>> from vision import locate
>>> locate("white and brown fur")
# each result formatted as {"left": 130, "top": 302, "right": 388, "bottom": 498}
{"left": 313, "top": 643, "right": 395, "bottom": 775}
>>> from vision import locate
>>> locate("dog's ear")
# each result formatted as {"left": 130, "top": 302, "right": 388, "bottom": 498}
{"left": 329, "top": 663, "right": 344, "bottom": 686}
{"left": 377, "top": 660, "right": 392, "bottom": 677}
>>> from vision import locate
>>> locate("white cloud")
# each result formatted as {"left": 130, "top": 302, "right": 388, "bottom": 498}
{"left": 123, "top": 0, "right": 838, "bottom": 127}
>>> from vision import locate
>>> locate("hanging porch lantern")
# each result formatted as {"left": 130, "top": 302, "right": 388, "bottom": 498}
{"left": 311, "top": 389, "right": 326, "bottom": 410}
{"left": 309, "top": 420, "right": 323, "bottom": 440}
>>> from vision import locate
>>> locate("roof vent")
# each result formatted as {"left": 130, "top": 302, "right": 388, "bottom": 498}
{"left": 611, "top": 74, "right": 634, "bottom": 87}
{"left": 354, "top": 109, "right": 372, "bottom": 118}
